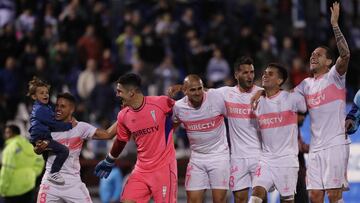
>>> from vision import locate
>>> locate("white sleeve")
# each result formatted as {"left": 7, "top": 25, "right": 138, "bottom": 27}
{"left": 291, "top": 92, "right": 307, "bottom": 113}
{"left": 210, "top": 89, "right": 226, "bottom": 115}
{"left": 78, "top": 122, "right": 97, "bottom": 140}
{"left": 328, "top": 65, "right": 346, "bottom": 88}
{"left": 294, "top": 80, "right": 306, "bottom": 96}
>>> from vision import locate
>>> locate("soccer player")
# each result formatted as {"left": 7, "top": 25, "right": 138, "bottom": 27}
{"left": 36, "top": 92, "right": 117, "bottom": 203}
{"left": 173, "top": 74, "right": 229, "bottom": 203}
{"left": 218, "top": 57, "right": 263, "bottom": 203}
{"left": 294, "top": 2, "right": 350, "bottom": 203}
{"left": 250, "top": 63, "right": 307, "bottom": 203}
{"left": 94, "top": 73, "right": 177, "bottom": 203}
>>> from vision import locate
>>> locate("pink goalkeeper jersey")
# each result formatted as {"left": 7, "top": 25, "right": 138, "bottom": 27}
{"left": 173, "top": 89, "right": 229, "bottom": 159}
{"left": 255, "top": 91, "right": 307, "bottom": 167}
{"left": 117, "top": 96, "right": 176, "bottom": 172}
{"left": 295, "top": 65, "right": 346, "bottom": 152}
{"left": 216, "top": 85, "right": 263, "bottom": 158}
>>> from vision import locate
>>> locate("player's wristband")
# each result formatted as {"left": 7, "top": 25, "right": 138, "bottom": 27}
{"left": 105, "top": 154, "right": 116, "bottom": 164}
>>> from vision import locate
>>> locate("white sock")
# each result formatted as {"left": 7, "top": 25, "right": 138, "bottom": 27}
{"left": 336, "top": 199, "right": 344, "bottom": 203}
{"left": 248, "top": 196, "right": 263, "bottom": 203}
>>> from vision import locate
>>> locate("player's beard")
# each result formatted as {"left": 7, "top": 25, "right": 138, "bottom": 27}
{"left": 238, "top": 79, "right": 253, "bottom": 91}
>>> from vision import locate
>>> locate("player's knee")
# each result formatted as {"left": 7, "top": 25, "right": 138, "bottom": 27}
{"left": 233, "top": 190, "right": 248, "bottom": 203}
{"left": 327, "top": 189, "right": 342, "bottom": 203}
{"left": 251, "top": 186, "right": 266, "bottom": 200}
{"left": 280, "top": 195, "right": 294, "bottom": 203}
{"left": 187, "top": 194, "right": 203, "bottom": 203}
{"left": 309, "top": 190, "right": 324, "bottom": 203}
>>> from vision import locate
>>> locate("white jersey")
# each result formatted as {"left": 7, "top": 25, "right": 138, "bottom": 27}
{"left": 295, "top": 65, "right": 346, "bottom": 152}
{"left": 44, "top": 122, "right": 97, "bottom": 181}
{"left": 173, "top": 89, "right": 229, "bottom": 159}
{"left": 217, "top": 85, "right": 262, "bottom": 158}
{"left": 255, "top": 91, "right": 306, "bottom": 167}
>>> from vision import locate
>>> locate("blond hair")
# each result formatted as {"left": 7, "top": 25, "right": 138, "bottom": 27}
{"left": 27, "top": 76, "right": 50, "bottom": 97}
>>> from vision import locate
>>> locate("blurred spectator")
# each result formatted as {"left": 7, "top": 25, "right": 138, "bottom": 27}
{"left": 33, "top": 55, "right": 53, "bottom": 82}
{"left": 88, "top": 72, "right": 116, "bottom": 124}
{"left": 140, "top": 24, "right": 165, "bottom": 65}
{"left": 15, "top": 9, "right": 36, "bottom": 39}
{"left": 0, "top": 125, "right": 44, "bottom": 203}
{"left": 255, "top": 38, "right": 276, "bottom": 76}
{"left": 115, "top": 25, "right": 141, "bottom": 74}
{"left": 77, "top": 24, "right": 103, "bottom": 65}
{"left": 49, "top": 41, "right": 75, "bottom": 84}
{"left": 58, "top": 1, "right": 85, "bottom": 45}
{"left": 206, "top": 47, "right": 230, "bottom": 87}
{"left": 129, "top": 59, "right": 152, "bottom": 94}
{"left": 232, "top": 26, "right": 258, "bottom": 61}
{"left": 44, "top": 3, "right": 58, "bottom": 35}
{"left": 0, "top": 0, "right": 15, "bottom": 29}
{"left": 154, "top": 56, "right": 180, "bottom": 95}
{"left": 100, "top": 48, "right": 115, "bottom": 73}
{"left": 279, "top": 36, "right": 297, "bottom": 69}
{"left": 0, "top": 23, "right": 18, "bottom": 66}
{"left": 263, "top": 23, "right": 278, "bottom": 56}
{"left": 186, "top": 37, "right": 213, "bottom": 76}
{"left": 290, "top": 57, "right": 309, "bottom": 87}
{"left": 0, "top": 57, "right": 20, "bottom": 120}
{"left": 99, "top": 166, "right": 123, "bottom": 203}
{"left": 19, "top": 43, "right": 38, "bottom": 83}
{"left": 77, "top": 59, "right": 97, "bottom": 101}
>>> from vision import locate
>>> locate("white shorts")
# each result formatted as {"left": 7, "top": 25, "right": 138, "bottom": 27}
{"left": 37, "top": 178, "right": 92, "bottom": 203}
{"left": 307, "top": 144, "right": 347, "bottom": 190}
{"left": 230, "top": 157, "right": 259, "bottom": 191}
{"left": 185, "top": 157, "right": 230, "bottom": 191}
{"left": 252, "top": 161, "right": 298, "bottom": 197}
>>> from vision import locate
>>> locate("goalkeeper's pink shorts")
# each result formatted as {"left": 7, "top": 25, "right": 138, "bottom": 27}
{"left": 121, "top": 159, "right": 177, "bottom": 203}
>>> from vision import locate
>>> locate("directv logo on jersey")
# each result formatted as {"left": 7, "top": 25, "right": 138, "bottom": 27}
{"left": 228, "top": 107, "right": 251, "bottom": 115}
{"left": 186, "top": 121, "right": 216, "bottom": 131}
{"left": 259, "top": 116, "right": 283, "bottom": 126}
{"left": 132, "top": 125, "right": 159, "bottom": 136}
{"left": 307, "top": 93, "right": 325, "bottom": 107}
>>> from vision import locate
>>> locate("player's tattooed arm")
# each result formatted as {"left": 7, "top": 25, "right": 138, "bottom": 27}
{"left": 331, "top": 2, "right": 350, "bottom": 75}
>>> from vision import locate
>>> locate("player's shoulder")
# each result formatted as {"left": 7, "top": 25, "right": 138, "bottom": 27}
{"left": 75, "top": 121, "right": 93, "bottom": 129}
{"left": 252, "top": 85, "right": 263, "bottom": 92}
{"left": 174, "top": 96, "right": 187, "bottom": 107}
{"left": 145, "top": 95, "right": 173, "bottom": 104}
{"left": 117, "top": 106, "right": 131, "bottom": 120}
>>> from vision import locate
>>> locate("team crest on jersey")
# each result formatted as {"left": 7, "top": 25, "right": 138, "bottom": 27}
{"left": 150, "top": 110, "right": 156, "bottom": 122}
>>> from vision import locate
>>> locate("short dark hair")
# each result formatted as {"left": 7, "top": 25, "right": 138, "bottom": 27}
{"left": 5, "top": 124, "right": 21, "bottom": 135}
{"left": 57, "top": 92, "right": 76, "bottom": 105}
{"left": 116, "top": 73, "right": 142, "bottom": 91}
{"left": 234, "top": 56, "right": 254, "bottom": 71}
{"left": 318, "top": 45, "right": 334, "bottom": 66}
{"left": 267, "top": 63, "right": 288, "bottom": 86}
